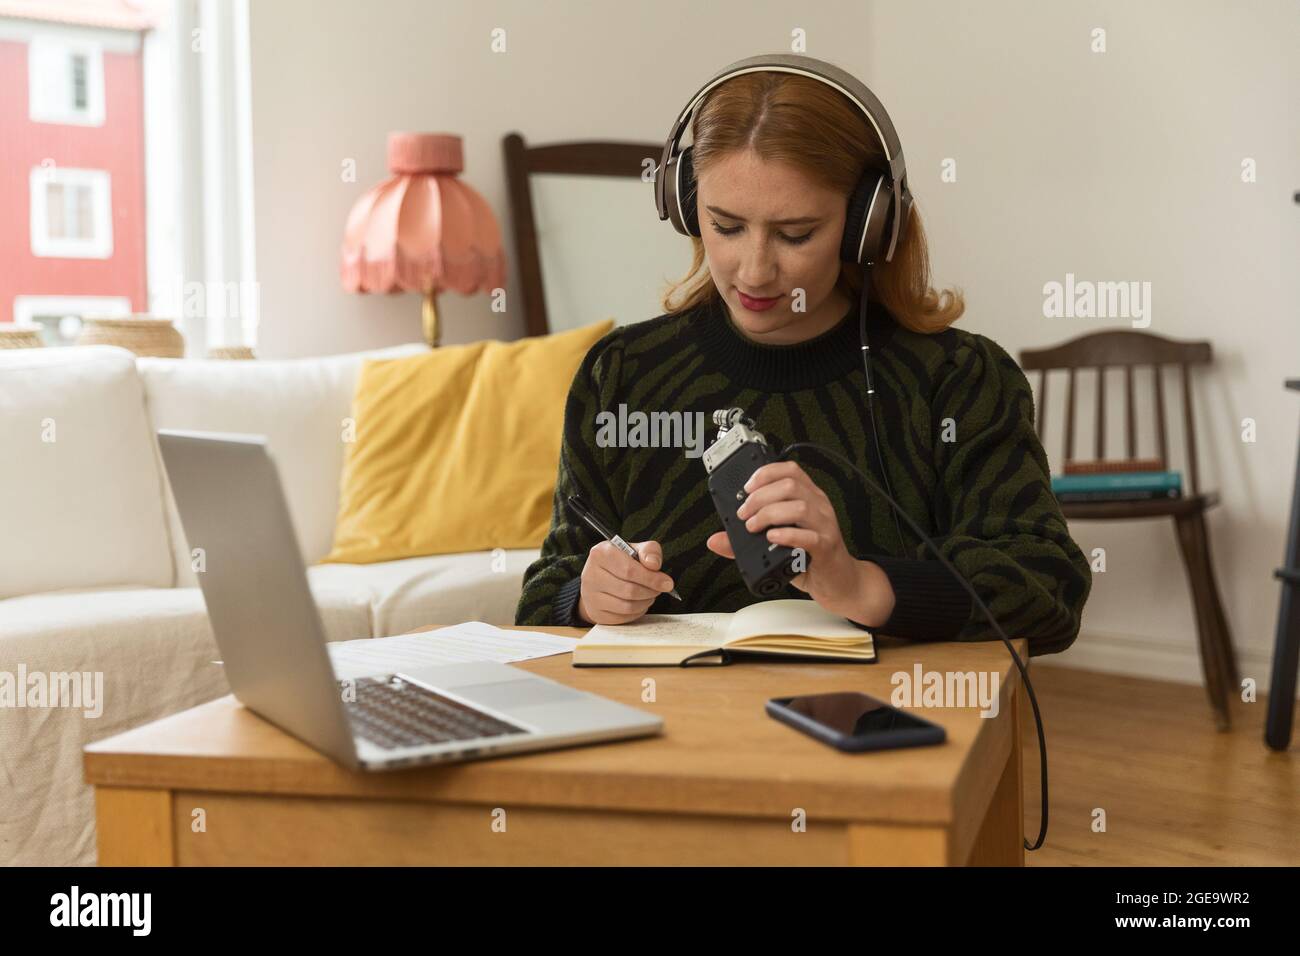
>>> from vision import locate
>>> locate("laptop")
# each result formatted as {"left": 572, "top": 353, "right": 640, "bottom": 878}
{"left": 157, "top": 429, "right": 663, "bottom": 771}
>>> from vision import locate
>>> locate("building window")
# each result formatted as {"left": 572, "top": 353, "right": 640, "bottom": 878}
{"left": 29, "top": 167, "right": 113, "bottom": 259}
{"left": 28, "top": 36, "right": 105, "bottom": 126}
{"left": 72, "top": 53, "right": 89, "bottom": 110}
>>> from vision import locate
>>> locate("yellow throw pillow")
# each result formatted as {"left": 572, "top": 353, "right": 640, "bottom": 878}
{"left": 323, "top": 319, "right": 615, "bottom": 564}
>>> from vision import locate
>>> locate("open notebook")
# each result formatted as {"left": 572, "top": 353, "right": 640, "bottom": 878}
{"left": 572, "top": 599, "right": 877, "bottom": 666}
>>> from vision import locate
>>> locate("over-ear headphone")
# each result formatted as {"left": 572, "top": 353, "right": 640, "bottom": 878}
{"left": 653, "top": 53, "right": 914, "bottom": 267}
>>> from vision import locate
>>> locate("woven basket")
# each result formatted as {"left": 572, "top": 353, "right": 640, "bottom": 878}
{"left": 206, "top": 346, "right": 256, "bottom": 360}
{"left": 0, "top": 327, "right": 45, "bottom": 349}
{"left": 76, "top": 316, "right": 184, "bottom": 358}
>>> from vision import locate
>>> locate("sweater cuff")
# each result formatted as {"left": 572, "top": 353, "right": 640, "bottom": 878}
{"left": 551, "top": 575, "right": 586, "bottom": 627}
{"left": 856, "top": 555, "right": 973, "bottom": 641}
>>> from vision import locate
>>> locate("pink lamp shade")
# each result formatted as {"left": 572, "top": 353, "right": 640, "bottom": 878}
{"left": 340, "top": 132, "right": 506, "bottom": 345}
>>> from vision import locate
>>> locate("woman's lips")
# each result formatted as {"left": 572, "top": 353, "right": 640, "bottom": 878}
{"left": 738, "top": 290, "right": 783, "bottom": 312}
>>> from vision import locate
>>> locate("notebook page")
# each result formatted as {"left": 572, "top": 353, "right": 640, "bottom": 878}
{"left": 580, "top": 613, "right": 733, "bottom": 646}
{"left": 726, "top": 599, "right": 870, "bottom": 643}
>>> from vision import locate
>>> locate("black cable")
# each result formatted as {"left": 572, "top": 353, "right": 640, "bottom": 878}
{"left": 858, "top": 283, "right": 910, "bottom": 555}
{"left": 771, "top": 267, "right": 1048, "bottom": 850}
{"left": 778, "top": 438, "right": 1049, "bottom": 851}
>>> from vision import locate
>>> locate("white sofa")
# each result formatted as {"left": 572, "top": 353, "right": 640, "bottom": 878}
{"left": 0, "top": 344, "right": 543, "bottom": 866}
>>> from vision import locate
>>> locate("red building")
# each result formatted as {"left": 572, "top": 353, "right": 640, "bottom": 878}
{"left": 0, "top": 0, "right": 155, "bottom": 342}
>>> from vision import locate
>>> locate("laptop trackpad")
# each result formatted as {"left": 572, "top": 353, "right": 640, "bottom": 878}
{"left": 450, "top": 678, "right": 585, "bottom": 710}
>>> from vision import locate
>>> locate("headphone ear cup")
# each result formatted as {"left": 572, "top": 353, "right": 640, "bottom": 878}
{"left": 844, "top": 172, "right": 897, "bottom": 266}
{"left": 841, "top": 170, "right": 881, "bottom": 264}
{"left": 677, "top": 146, "right": 700, "bottom": 236}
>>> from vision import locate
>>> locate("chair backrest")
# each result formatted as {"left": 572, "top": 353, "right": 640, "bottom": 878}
{"left": 502, "top": 132, "right": 663, "bottom": 337}
{"left": 1018, "top": 329, "right": 1213, "bottom": 495}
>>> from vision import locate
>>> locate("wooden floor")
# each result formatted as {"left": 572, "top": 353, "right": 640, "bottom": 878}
{"left": 1021, "top": 665, "right": 1299, "bottom": 866}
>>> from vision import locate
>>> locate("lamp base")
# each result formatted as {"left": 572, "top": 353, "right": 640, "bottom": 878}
{"left": 421, "top": 291, "right": 441, "bottom": 348}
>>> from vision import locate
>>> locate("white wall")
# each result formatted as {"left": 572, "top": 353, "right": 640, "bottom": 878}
{"left": 862, "top": 0, "right": 1300, "bottom": 690}
{"left": 246, "top": 0, "right": 872, "bottom": 356}
{"left": 245, "top": 0, "right": 1300, "bottom": 691}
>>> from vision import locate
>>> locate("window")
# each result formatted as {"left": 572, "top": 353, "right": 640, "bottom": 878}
{"left": 72, "top": 53, "right": 89, "bottom": 110}
{"left": 30, "top": 167, "right": 113, "bottom": 259}
{"left": 5, "top": 4, "right": 256, "bottom": 353}
{"left": 28, "top": 36, "right": 105, "bottom": 126}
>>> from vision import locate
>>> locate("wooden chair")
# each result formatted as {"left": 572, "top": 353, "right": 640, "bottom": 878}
{"left": 1019, "top": 330, "right": 1239, "bottom": 730}
{"left": 502, "top": 132, "right": 663, "bottom": 337}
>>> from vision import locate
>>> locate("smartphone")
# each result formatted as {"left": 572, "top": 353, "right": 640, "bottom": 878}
{"left": 766, "top": 692, "right": 946, "bottom": 752}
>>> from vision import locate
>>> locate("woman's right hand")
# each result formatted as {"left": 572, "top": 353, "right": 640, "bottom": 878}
{"left": 575, "top": 539, "right": 676, "bottom": 625}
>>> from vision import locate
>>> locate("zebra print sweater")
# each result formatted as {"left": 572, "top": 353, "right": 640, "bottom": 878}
{"left": 515, "top": 293, "right": 1091, "bottom": 657}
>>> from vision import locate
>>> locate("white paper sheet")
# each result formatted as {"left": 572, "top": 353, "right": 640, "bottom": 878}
{"left": 326, "top": 621, "right": 579, "bottom": 680}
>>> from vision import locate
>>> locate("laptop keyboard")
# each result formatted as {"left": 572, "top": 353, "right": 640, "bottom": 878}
{"left": 341, "top": 675, "right": 527, "bottom": 750}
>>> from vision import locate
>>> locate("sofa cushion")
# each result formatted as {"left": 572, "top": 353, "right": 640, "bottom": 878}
{"left": 307, "top": 547, "right": 540, "bottom": 636}
{"left": 0, "top": 582, "right": 374, "bottom": 866}
{"left": 0, "top": 346, "right": 173, "bottom": 599}
{"left": 138, "top": 344, "right": 429, "bottom": 587}
{"left": 324, "top": 320, "right": 613, "bottom": 564}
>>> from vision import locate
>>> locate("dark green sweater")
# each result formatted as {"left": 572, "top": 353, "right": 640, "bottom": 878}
{"left": 515, "top": 293, "right": 1091, "bottom": 657}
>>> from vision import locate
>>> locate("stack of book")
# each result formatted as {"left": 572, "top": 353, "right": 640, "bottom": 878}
{"left": 1050, "top": 457, "right": 1182, "bottom": 503}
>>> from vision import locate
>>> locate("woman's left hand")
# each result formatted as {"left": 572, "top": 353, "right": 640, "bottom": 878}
{"left": 705, "top": 461, "right": 895, "bottom": 627}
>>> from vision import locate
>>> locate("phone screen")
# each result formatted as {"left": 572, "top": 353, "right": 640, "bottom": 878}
{"left": 774, "top": 691, "right": 937, "bottom": 738}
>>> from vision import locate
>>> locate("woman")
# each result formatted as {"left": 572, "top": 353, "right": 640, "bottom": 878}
{"left": 516, "top": 57, "right": 1091, "bottom": 657}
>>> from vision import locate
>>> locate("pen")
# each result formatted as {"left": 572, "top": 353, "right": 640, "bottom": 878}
{"left": 565, "top": 494, "right": 683, "bottom": 601}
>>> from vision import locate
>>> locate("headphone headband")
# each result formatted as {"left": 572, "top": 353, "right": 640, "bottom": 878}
{"left": 654, "top": 53, "right": 913, "bottom": 264}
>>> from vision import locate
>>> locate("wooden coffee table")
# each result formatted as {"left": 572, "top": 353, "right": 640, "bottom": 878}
{"left": 85, "top": 626, "right": 1029, "bottom": 865}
